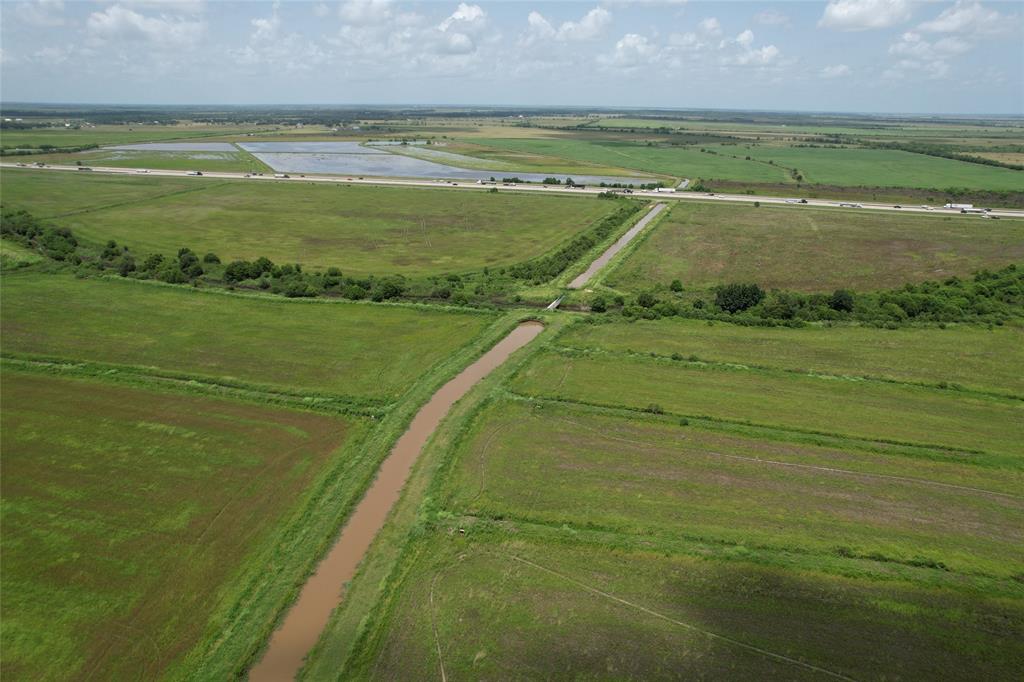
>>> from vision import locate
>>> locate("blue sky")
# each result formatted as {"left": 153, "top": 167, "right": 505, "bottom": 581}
{"left": 2, "top": 1, "right": 1021, "bottom": 114}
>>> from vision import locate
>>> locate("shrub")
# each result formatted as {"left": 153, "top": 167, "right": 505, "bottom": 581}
{"left": 590, "top": 296, "right": 607, "bottom": 313}
{"left": 829, "top": 288, "right": 855, "bottom": 312}
{"left": 669, "top": 279, "right": 683, "bottom": 293}
{"left": 715, "top": 283, "right": 765, "bottom": 313}
{"left": 636, "top": 292, "right": 657, "bottom": 308}
{"left": 203, "top": 252, "right": 221, "bottom": 264}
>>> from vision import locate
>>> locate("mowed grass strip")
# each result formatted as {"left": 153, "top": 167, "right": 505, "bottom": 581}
{"left": 606, "top": 202, "right": 1024, "bottom": 292}
{"left": 1, "top": 272, "right": 493, "bottom": 401}
{"left": 0, "top": 371, "right": 361, "bottom": 681}
{"left": 2, "top": 170, "right": 618, "bottom": 275}
{"left": 511, "top": 351, "right": 1024, "bottom": 457}
{"left": 357, "top": 535, "right": 1024, "bottom": 681}
{"left": 449, "top": 400, "right": 1023, "bottom": 577}
{"left": 559, "top": 318, "right": 1024, "bottom": 397}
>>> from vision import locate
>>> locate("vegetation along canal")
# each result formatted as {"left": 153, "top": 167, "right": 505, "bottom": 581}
{"left": 249, "top": 321, "right": 545, "bottom": 681}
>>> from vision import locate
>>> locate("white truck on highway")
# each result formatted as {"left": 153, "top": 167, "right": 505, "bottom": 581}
{"left": 944, "top": 203, "right": 972, "bottom": 210}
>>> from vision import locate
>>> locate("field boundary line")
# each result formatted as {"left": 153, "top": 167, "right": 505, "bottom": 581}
{"left": 556, "top": 414, "right": 1023, "bottom": 501}
{"left": 508, "top": 554, "right": 857, "bottom": 681}
{"left": 547, "top": 345, "right": 1024, "bottom": 403}
{"left": 512, "top": 392, "right": 997, "bottom": 459}
{"left": 42, "top": 180, "right": 230, "bottom": 220}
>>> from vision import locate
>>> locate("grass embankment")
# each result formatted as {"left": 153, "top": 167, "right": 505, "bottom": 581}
{"left": 1, "top": 169, "right": 617, "bottom": 276}
{"left": 604, "top": 202, "right": 1024, "bottom": 292}
{"left": 332, "top": 315, "right": 1024, "bottom": 679}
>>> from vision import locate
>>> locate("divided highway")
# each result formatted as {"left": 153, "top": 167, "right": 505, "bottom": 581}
{"left": 4, "top": 163, "right": 1023, "bottom": 219}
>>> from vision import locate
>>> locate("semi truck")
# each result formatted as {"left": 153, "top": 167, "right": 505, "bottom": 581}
{"left": 944, "top": 203, "right": 972, "bottom": 210}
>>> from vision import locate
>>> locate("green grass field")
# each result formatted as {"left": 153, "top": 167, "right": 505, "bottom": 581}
{"left": 471, "top": 136, "right": 1024, "bottom": 189}
{"left": 306, "top": 274, "right": 1023, "bottom": 680}
{"left": 605, "top": 202, "right": 1024, "bottom": 292}
{"left": 1, "top": 239, "right": 44, "bottom": 270}
{"left": 513, "top": 350, "right": 1024, "bottom": 456}
{"left": 0, "top": 124, "right": 263, "bottom": 150}
{"left": 0, "top": 370, "right": 362, "bottom": 681}
{"left": 1, "top": 170, "right": 618, "bottom": 276}
{"left": 708, "top": 144, "right": 1024, "bottom": 191}
{"left": 1, "top": 170, "right": 202, "bottom": 217}
{"left": 560, "top": 317, "right": 1024, "bottom": 396}
{"left": 473, "top": 137, "right": 788, "bottom": 182}
{"left": 1, "top": 272, "right": 493, "bottom": 402}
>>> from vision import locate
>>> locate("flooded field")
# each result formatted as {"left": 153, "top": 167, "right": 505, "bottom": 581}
{"left": 108, "top": 142, "right": 238, "bottom": 151}
{"left": 100, "top": 141, "right": 653, "bottom": 184}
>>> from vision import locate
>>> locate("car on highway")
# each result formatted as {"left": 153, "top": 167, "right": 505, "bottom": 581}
{"left": 894, "top": 205, "right": 902, "bottom": 209}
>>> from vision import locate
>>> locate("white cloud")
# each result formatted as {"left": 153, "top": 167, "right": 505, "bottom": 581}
{"left": 918, "top": 1, "right": 1014, "bottom": 36}
{"left": 884, "top": 31, "right": 973, "bottom": 80}
{"left": 523, "top": 6, "right": 611, "bottom": 44}
{"left": 16, "top": 0, "right": 65, "bottom": 27}
{"left": 438, "top": 3, "right": 486, "bottom": 33}
{"left": 116, "top": 0, "right": 205, "bottom": 13}
{"left": 86, "top": 4, "right": 206, "bottom": 48}
{"left": 821, "top": 63, "right": 852, "bottom": 78}
{"left": 339, "top": 0, "right": 393, "bottom": 25}
{"left": 33, "top": 45, "right": 74, "bottom": 65}
{"left": 557, "top": 7, "right": 612, "bottom": 41}
{"left": 698, "top": 17, "right": 722, "bottom": 37}
{"left": 755, "top": 10, "right": 790, "bottom": 27}
{"left": 819, "top": 0, "right": 911, "bottom": 31}
{"left": 313, "top": 2, "right": 331, "bottom": 18}
{"left": 600, "top": 33, "right": 659, "bottom": 69}
{"left": 719, "top": 29, "right": 780, "bottom": 66}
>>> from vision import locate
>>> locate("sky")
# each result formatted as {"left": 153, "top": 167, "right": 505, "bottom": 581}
{"left": 1, "top": 0, "right": 1022, "bottom": 114}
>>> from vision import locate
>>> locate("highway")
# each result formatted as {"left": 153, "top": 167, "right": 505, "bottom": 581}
{"left": 4, "top": 162, "right": 1023, "bottom": 219}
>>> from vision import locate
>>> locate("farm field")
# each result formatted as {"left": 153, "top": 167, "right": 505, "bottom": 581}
{"left": 1, "top": 170, "right": 619, "bottom": 275}
{"left": 1, "top": 272, "right": 494, "bottom": 402}
{"left": 604, "top": 201, "right": 1024, "bottom": 292}
{"left": 560, "top": 317, "right": 1024, "bottom": 396}
{"left": 0, "top": 370, "right": 364, "bottom": 680}
{"left": 334, "top": 323, "right": 1024, "bottom": 679}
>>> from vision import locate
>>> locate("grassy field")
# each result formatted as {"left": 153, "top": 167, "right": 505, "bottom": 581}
{"left": 305, "top": 282, "right": 1023, "bottom": 680}
{"left": 1, "top": 272, "right": 494, "bottom": 402}
{"left": 470, "top": 135, "right": 1024, "bottom": 189}
{"left": 0, "top": 370, "right": 362, "bottom": 681}
{"left": 472, "top": 137, "right": 789, "bottom": 182}
{"left": 560, "top": 317, "right": 1024, "bottom": 396}
{"left": 709, "top": 145, "right": 1024, "bottom": 191}
{"left": 0, "top": 169, "right": 202, "bottom": 217}
{"left": 604, "top": 201, "right": 1024, "bottom": 292}
{"left": 1, "top": 239, "right": 44, "bottom": 270}
{"left": 513, "top": 350, "right": 1024, "bottom": 456}
{"left": 1, "top": 170, "right": 618, "bottom": 276}
{"left": 0, "top": 124, "right": 264, "bottom": 150}
{"left": 22, "top": 149, "right": 271, "bottom": 174}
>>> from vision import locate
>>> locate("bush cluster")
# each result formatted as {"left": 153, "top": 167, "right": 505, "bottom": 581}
{"left": 507, "top": 203, "right": 640, "bottom": 282}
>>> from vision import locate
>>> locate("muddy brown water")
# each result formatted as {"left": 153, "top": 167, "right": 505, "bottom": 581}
{"left": 249, "top": 321, "right": 545, "bottom": 681}
{"left": 567, "top": 202, "right": 667, "bottom": 289}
